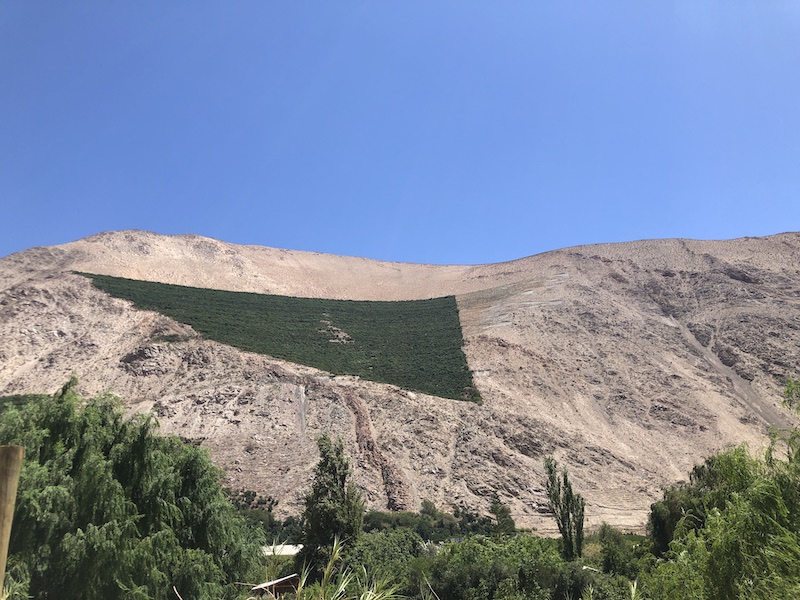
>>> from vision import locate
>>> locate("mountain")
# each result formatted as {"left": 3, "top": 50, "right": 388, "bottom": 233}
{"left": 2, "top": 230, "right": 799, "bottom": 533}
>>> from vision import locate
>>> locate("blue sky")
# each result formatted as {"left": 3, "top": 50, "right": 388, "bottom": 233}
{"left": 2, "top": 2, "right": 799, "bottom": 265}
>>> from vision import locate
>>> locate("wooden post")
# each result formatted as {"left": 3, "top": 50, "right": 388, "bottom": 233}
{"left": 0, "top": 446, "right": 23, "bottom": 594}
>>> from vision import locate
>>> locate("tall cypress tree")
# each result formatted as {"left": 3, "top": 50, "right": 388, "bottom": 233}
{"left": 544, "top": 456, "right": 585, "bottom": 560}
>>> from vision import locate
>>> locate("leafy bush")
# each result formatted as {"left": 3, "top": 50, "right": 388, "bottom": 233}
{"left": 0, "top": 379, "right": 264, "bottom": 600}
{"left": 0, "top": 394, "right": 46, "bottom": 412}
{"left": 363, "top": 498, "right": 511, "bottom": 543}
{"left": 647, "top": 445, "right": 761, "bottom": 555}
{"left": 81, "top": 272, "right": 480, "bottom": 401}
{"left": 427, "top": 535, "right": 564, "bottom": 600}
{"left": 294, "top": 537, "right": 404, "bottom": 600}
{"left": 227, "top": 488, "right": 303, "bottom": 543}
{"left": 595, "top": 523, "right": 643, "bottom": 580}
{"left": 343, "top": 529, "right": 427, "bottom": 596}
{"left": 642, "top": 439, "right": 800, "bottom": 599}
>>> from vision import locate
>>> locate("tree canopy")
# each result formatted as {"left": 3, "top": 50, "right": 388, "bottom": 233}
{"left": 644, "top": 438, "right": 800, "bottom": 599}
{"left": 0, "top": 378, "right": 264, "bottom": 600}
{"left": 298, "top": 432, "right": 365, "bottom": 576}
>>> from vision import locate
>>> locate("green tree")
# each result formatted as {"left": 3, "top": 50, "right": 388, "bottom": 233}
{"left": 544, "top": 456, "right": 585, "bottom": 560}
{"left": 489, "top": 493, "right": 516, "bottom": 536}
{"left": 343, "top": 528, "right": 426, "bottom": 596}
{"left": 427, "top": 534, "right": 564, "bottom": 600}
{"left": 298, "top": 432, "right": 365, "bottom": 576}
{"left": 647, "top": 445, "right": 760, "bottom": 556}
{"left": 452, "top": 503, "right": 494, "bottom": 536}
{"left": 0, "top": 378, "right": 264, "bottom": 600}
{"left": 362, "top": 501, "right": 461, "bottom": 542}
{"left": 294, "top": 537, "right": 404, "bottom": 600}
{"left": 785, "top": 376, "right": 800, "bottom": 412}
{"left": 641, "top": 426, "right": 800, "bottom": 599}
{"left": 597, "top": 523, "right": 639, "bottom": 579}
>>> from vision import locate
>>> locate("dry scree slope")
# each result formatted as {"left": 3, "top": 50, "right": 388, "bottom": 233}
{"left": 1, "top": 230, "right": 799, "bottom": 532}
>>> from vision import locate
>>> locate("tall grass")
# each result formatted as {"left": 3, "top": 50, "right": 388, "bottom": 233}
{"left": 249, "top": 538, "right": 401, "bottom": 600}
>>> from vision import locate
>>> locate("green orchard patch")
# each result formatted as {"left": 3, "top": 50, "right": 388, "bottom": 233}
{"left": 80, "top": 272, "right": 480, "bottom": 402}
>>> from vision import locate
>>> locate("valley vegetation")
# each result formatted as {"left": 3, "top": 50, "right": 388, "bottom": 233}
{"left": 0, "top": 379, "right": 264, "bottom": 600}
{"left": 4, "top": 381, "right": 800, "bottom": 598}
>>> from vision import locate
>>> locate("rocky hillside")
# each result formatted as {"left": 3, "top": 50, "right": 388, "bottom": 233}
{"left": 2, "top": 230, "right": 799, "bottom": 532}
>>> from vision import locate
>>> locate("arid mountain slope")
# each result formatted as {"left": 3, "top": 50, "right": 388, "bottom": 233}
{"left": 1, "top": 230, "right": 799, "bottom": 532}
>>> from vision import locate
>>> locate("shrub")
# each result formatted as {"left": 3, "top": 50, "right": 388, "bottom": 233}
{"left": 0, "top": 379, "right": 264, "bottom": 600}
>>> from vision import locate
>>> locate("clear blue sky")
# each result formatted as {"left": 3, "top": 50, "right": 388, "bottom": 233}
{"left": 2, "top": 2, "right": 799, "bottom": 265}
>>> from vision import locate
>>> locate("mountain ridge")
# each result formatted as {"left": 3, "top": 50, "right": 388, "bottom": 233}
{"left": 2, "top": 230, "right": 799, "bottom": 533}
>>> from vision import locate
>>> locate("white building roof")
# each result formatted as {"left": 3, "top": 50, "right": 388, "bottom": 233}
{"left": 261, "top": 543, "right": 303, "bottom": 556}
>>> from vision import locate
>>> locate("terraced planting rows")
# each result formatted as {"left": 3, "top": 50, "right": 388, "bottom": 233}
{"left": 81, "top": 273, "right": 480, "bottom": 401}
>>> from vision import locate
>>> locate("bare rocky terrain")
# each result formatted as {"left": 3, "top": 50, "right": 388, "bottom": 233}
{"left": 2, "top": 230, "right": 799, "bottom": 533}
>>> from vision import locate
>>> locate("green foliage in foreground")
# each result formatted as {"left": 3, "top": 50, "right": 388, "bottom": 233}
{"left": 342, "top": 531, "right": 634, "bottom": 600}
{"left": 296, "top": 537, "right": 404, "bottom": 600}
{"left": 0, "top": 379, "right": 264, "bottom": 600}
{"left": 785, "top": 376, "right": 800, "bottom": 412}
{"left": 8, "top": 379, "right": 800, "bottom": 599}
{"left": 298, "top": 433, "right": 365, "bottom": 578}
{"left": 643, "top": 437, "right": 800, "bottom": 599}
{"left": 0, "top": 394, "right": 47, "bottom": 412}
{"left": 348, "top": 429, "right": 800, "bottom": 599}
{"left": 80, "top": 272, "right": 480, "bottom": 401}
